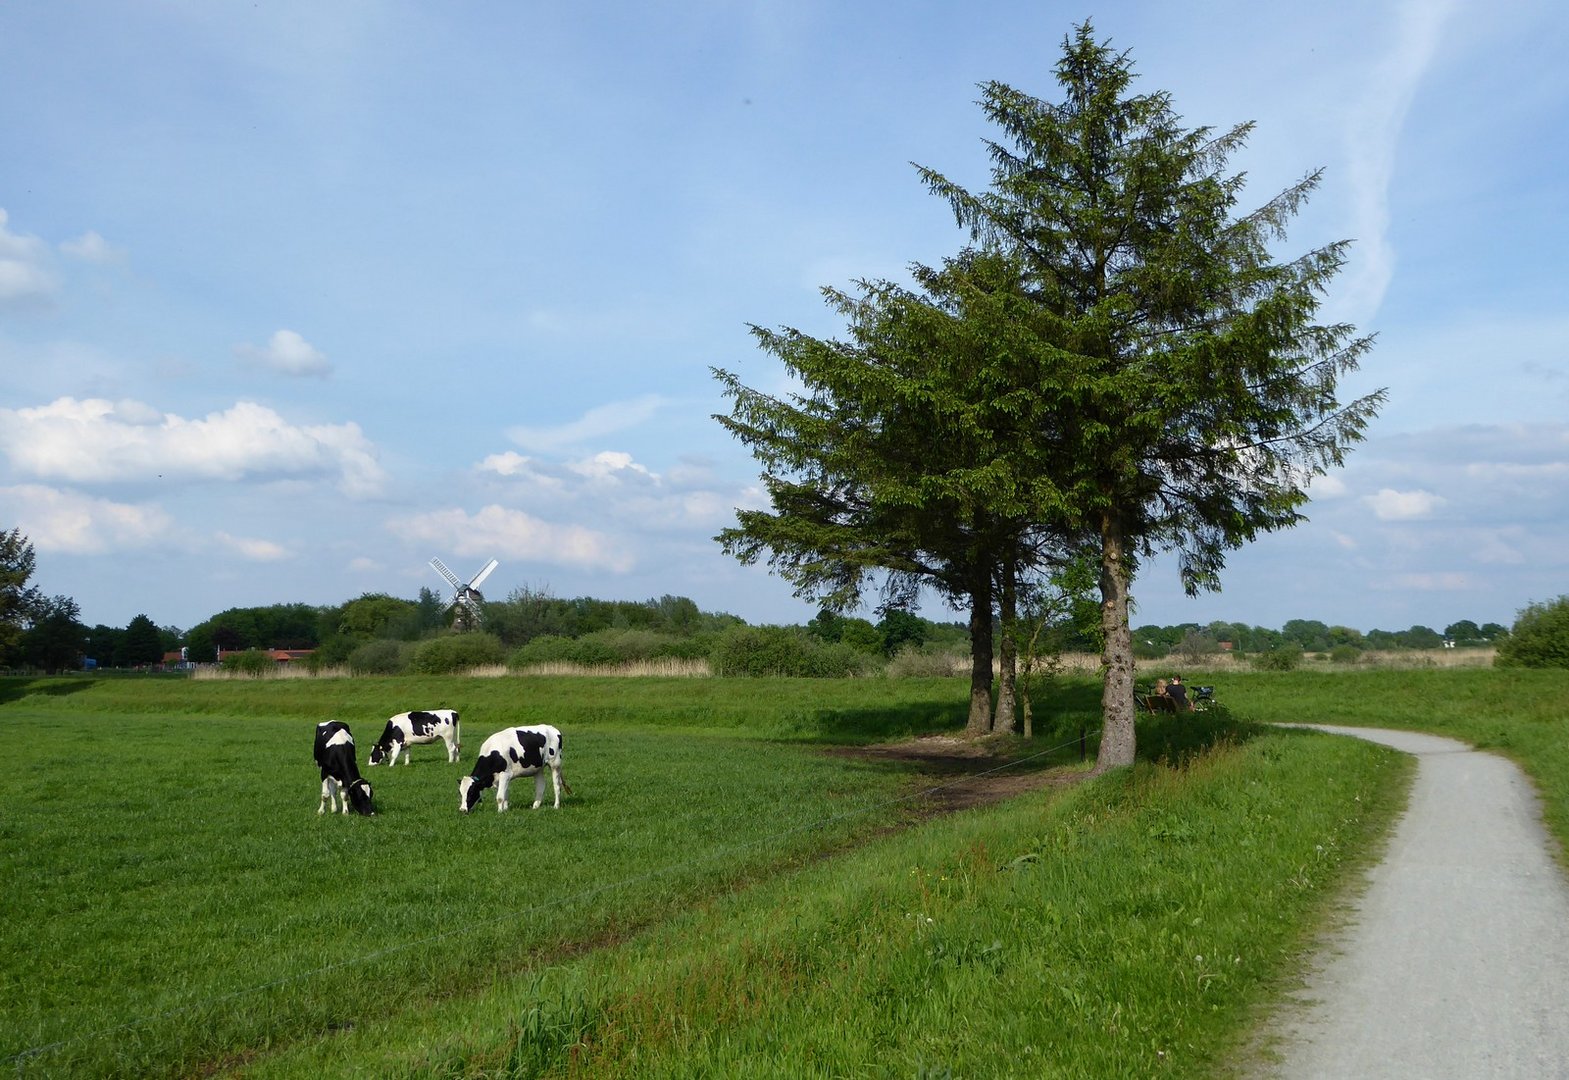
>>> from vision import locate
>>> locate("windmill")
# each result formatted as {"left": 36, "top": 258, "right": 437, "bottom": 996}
{"left": 430, "top": 556, "right": 498, "bottom": 632}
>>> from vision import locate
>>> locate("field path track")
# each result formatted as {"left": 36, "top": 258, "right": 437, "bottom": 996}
{"left": 1255, "top": 725, "right": 1569, "bottom": 1079}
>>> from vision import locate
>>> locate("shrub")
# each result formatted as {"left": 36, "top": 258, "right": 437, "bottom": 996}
{"left": 1250, "top": 644, "right": 1304, "bottom": 671}
{"left": 219, "top": 649, "right": 277, "bottom": 676}
{"left": 409, "top": 632, "right": 505, "bottom": 675}
{"left": 348, "top": 639, "right": 413, "bottom": 675}
{"left": 710, "top": 625, "right": 873, "bottom": 678}
{"left": 508, "top": 629, "right": 693, "bottom": 669}
{"left": 1328, "top": 644, "right": 1362, "bottom": 665}
{"left": 1494, "top": 596, "right": 1569, "bottom": 669}
{"left": 885, "top": 645, "right": 962, "bottom": 678}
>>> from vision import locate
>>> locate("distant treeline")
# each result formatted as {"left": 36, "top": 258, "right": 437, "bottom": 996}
{"left": 75, "top": 587, "right": 1509, "bottom": 675}
{"left": 1135, "top": 618, "right": 1509, "bottom": 661}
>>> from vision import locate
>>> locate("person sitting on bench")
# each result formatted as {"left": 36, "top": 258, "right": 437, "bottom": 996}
{"left": 1165, "top": 675, "right": 1191, "bottom": 711}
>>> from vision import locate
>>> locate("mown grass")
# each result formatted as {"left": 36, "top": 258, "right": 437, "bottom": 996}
{"left": 241, "top": 722, "right": 1406, "bottom": 1078}
{"left": 1189, "top": 666, "right": 1569, "bottom": 856}
{"left": 0, "top": 676, "right": 1067, "bottom": 1077}
{"left": 10, "top": 668, "right": 1560, "bottom": 1076}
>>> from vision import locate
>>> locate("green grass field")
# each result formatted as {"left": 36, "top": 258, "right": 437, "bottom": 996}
{"left": 2, "top": 668, "right": 1563, "bottom": 1077}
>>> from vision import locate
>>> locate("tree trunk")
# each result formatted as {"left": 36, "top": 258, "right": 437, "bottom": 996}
{"left": 1095, "top": 513, "right": 1137, "bottom": 770}
{"left": 965, "top": 570, "right": 994, "bottom": 737}
{"left": 993, "top": 563, "right": 1018, "bottom": 735}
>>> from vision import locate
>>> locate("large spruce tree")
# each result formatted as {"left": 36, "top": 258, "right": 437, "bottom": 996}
{"left": 717, "top": 23, "right": 1380, "bottom": 762}
{"left": 920, "top": 25, "right": 1382, "bottom": 766}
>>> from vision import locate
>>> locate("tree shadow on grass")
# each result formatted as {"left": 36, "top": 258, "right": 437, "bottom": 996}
{"left": 0, "top": 675, "right": 97, "bottom": 708}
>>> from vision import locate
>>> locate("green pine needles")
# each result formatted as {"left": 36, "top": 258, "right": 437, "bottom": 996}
{"left": 715, "top": 21, "right": 1383, "bottom": 766}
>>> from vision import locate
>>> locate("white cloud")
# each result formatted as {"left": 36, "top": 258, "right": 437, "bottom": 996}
{"left": 214, "top": 531, "right": 288, "bottom": 561}
{"left": 1384, "top": 571, "right": 1470, "bottom": 592}
{"left": 507, "top": 395, "right": 668, "bottom": 453}
{"left": 566, "top": 450, "right": 658, "bottom": 485}
{"left": 234, "top": 329, "right": 331, "bottom": 377}
{"left": 59, "top": 230, "right": 125, "bottom": 263}
{"left": 1, "top": 484, "right": 173, "bottom": 554}
{"left": 1338, "top": 0, "right": 1458, "bottom": 325}
{"left": 0, "top": 208, "right": 59, "bottom": 308}
{"left": 0, "top": 397, "right": 386, "bottom": 497}
{"left": 1309, "top": 473, "right": 1349, "bottom": 499}
{"left": 1363, "top": 487, "right": 1446, "bottom": 521}
{"left": 394, "top": 504, "right": 633, "bottom": 572}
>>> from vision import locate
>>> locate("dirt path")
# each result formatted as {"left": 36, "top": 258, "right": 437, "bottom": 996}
{"left": 1256, "top": 725, "right": 1569, "bottom": 1079}
{"left": 825, "top": 734, "right": 1082, "bottom": 815}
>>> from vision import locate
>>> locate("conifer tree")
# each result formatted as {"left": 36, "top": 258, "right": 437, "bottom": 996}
{"left": 919, "top": 24, "right": 1382, "bottom": 765}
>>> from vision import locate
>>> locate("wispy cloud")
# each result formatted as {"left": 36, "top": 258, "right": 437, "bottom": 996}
{"left": 506, "top": 395, "right": 668, "bottom": 453}
{"left": 1339, "top": 0, "right": 1458, "bottom": 324}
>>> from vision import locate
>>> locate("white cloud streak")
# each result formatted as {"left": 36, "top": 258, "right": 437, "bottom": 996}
{"left": 507, "top": 395, "right": 668, "bottom": 453}
{"left": 1339, "top": 0, "right": 1458, "bottom": 324}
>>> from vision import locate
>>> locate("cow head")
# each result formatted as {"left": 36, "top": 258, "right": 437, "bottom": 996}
{"left": 347, "top": 779, "right": 376, "bottom": 816}
{"left": 458, "top": 774, "right": 488, "bottom": 813}
{"left": 367, "top": 740, "right": 390, "bottom": 767}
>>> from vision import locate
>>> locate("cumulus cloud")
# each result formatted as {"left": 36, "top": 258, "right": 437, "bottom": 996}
{"left": 1363, "top": 487, "right": 1446, "bottom": 521}
{"left": 0, "top": 208, "right": 59, "bottom": 309}
{"left": 1, "top": 484, "right": 174, "bottom": 553}
{"left": 395, "top": 505, "right": 633, "bottom": 572}
{"left": 59, "top": 230, "right": 125, "bottom": 263}
{"left": 507, "top": 395, "right": 668, "bottom": 453}
{"left": 0, "top": 397, "right": 386, "bottom": 497}
{"left": 234, "top": 329, "right": 331, "bottom": 377}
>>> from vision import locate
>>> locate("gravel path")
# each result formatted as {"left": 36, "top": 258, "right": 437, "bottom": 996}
{"left": 1258, "top": 725, "right": 1569, "bottom": 1079}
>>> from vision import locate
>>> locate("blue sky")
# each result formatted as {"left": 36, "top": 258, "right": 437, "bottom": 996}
{"left": 1, "top": 0, "right": 1565, "bottom": 636}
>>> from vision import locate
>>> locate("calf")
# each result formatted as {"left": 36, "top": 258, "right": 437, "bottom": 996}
{"left": 368, "top": 709, "right": 461, "bottom": 767}
{"left": 314, "top": 721, "right": 376, "bottom": 815}
{"left": 459, "top": 725, "right": 571, "bottom": 813}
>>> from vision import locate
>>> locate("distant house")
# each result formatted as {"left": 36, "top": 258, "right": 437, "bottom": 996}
{"left": 215, "top": 648, "right": 316, "bottom": 665}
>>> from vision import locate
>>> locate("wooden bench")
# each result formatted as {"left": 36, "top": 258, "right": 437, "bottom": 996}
{"left": 1139, "top": 690, "right": 1178, "bottom": 714}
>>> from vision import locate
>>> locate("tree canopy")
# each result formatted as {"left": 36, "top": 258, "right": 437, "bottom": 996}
{"left": 716, "top": 22, "right": 1382, "bottom": 764}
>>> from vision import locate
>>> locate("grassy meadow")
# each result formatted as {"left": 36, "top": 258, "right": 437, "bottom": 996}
{"left": 2, "top": 666, "right": 1563, "bottom": 1077}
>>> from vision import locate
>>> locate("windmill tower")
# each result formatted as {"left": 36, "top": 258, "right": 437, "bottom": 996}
{"left": 430, "top": 557, "right": 498, "bottom": 632}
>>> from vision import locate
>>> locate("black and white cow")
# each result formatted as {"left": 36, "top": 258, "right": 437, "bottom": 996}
{"left": 458, "top": 725, "right": 571, "bottom": 813}
{"left": 367, "top": 709, "right": 461, "bottom": 767}
{"left": 314, "top": 721, "right": 376, "bottom": 816}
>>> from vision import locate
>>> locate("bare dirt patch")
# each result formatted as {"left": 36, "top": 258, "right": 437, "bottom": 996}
{"left": 826, "top": 733, "right": 1089, "bottom": 816}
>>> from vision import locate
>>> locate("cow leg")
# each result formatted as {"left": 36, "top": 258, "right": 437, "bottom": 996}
{"left": 318, "top": 777, "right": 332, "bottom": 814}
{"left": 495, "top": 773, "right": 510, "bottom": 812}
{"left": 531, "top": 771, "right": 547, "bottom": 810}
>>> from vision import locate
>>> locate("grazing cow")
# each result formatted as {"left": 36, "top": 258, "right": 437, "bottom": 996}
{"left": 314, "top": 721, "right": 376, "bottom": 815}
{"left": 368, "top": 709, "right": 461, "bottom": 767}
{"left": 459, "top": 725, "right": 571, "bottom": 813}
